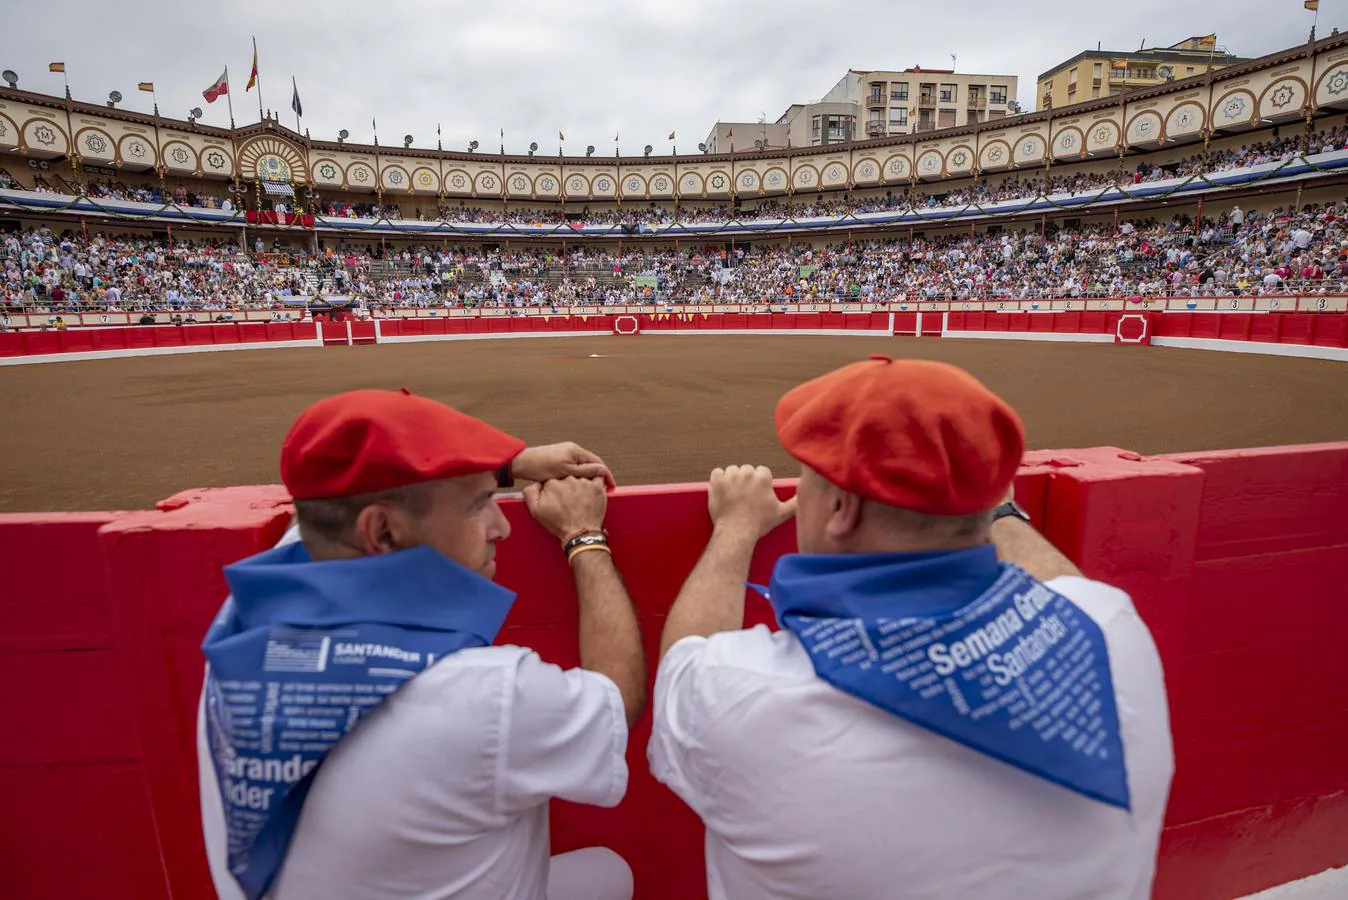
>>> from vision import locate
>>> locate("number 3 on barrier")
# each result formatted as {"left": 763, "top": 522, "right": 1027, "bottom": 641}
{"left": 1317, "top": 297, "right": 1328, "bottom": 311}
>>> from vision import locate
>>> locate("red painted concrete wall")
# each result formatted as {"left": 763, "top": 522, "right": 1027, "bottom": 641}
{"left": 1, "top": 444, "right": 1345, "bottom": 899}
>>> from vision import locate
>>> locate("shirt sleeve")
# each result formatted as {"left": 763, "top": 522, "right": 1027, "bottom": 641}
{"left": 646, "top": 635, "right": 720, "bottom": 819}
{"left": 495, "top": 650, "right": 629, "bottom": 814}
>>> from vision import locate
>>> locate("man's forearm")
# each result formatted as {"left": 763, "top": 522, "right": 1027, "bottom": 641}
{"left": 659, "top": 525, "right": 757, "bottom": 659}
{"left": 990, "top": 517, "right": 1082, "bottom": 582}
{"left": 572, "top": 551, "right": 647, "bottom": 728}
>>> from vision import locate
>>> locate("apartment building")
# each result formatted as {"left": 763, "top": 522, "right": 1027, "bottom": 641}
{"left": 841, "top": 68, "right": 1020, "bottom": 138}
{"left": 703, "top": 66, "right": 1018, "bottom": 151}
{"left": 1037, "top": 35, "right": 1250, "bottom": 110}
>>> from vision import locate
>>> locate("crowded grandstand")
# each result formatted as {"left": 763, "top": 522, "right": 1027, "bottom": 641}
{"left": 5, "top": 31, "right": 1348, "bottom": 323}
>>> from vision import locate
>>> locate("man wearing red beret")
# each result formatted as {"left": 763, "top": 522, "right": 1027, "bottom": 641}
{"left": 197, "top": 389, "right": 644, "bottom": 900}
{"left": 649, "top": 357, "right": 1174, "bottom": 899}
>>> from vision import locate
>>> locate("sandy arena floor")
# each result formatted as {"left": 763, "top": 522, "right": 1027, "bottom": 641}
{"left": 3, "top": 335, "right": 1347, "bottom": 512}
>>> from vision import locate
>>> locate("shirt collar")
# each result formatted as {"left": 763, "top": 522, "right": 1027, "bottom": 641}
{"left": 222, "top": 541, "right": 515, "bottom": 643}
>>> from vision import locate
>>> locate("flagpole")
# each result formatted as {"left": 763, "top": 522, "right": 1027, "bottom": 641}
{"left": 225, "top": 65, "right": 235, "bottom": 128}
{"left": 253, "top": 36, "right": 265, "bottom": 122}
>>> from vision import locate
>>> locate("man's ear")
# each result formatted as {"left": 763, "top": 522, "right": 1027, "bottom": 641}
{"left": 353, "top": 502, "right": 408, "bottom": 555}
{"left": 823, "top": 485, "right": 863, "bottom": 544}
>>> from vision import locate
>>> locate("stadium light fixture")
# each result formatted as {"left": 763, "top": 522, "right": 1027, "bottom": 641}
{"left": 1, "top": 70, "right": 17, "bottom": 89}
{"left": 754, "top": 139, "right": 765, "bottom": 151}
{"left": 337, "top": 128, "right": 349, "bottom": 145}
{"left": 468, "top": 140, "right": 479, "bottom": 152}
{"left": 698, "top": 142, "right": 708, "bottom": 154}
{"left": 403, "top": 134, "right": 413, "bottom": 148}
{"left": 188, "top": 106, "right": 203, "bottom": 124}
{"left": 586, "top": 144, "right": 595, "bottom": 157}
{"left": 528, "top": 141, "right": 538, "bottom": 157}
{"left": 643, "top": 144, "right": 652, "bottom": 157}
{"left": 107, "top": 90, "right": 122, "bottom": 108}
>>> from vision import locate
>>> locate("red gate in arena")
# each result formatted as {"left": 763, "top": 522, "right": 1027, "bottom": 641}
{"left": 2, "top": 443, "right": 1347, "bottom": 900}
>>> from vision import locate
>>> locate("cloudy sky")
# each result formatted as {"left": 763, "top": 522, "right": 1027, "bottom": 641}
{"left": 3, "top": 0, "right": 1330, "bottom": 153}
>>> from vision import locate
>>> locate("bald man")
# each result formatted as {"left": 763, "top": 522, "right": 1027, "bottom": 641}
{"left": 650, "top": 357, "right": 1174, "bottom": 899}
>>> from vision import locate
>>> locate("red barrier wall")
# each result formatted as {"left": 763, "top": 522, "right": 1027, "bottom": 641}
{"left": 0, "top": 322, "right": 319, "bottom": 359}
{"left": 2, "top": 444, "right": 1345, "bottom": 899}
{"left": 7, "top": 312, "right": 1348, "bottom": 364}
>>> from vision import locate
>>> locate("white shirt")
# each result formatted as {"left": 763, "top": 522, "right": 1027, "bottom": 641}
{"left": 649, "top": 575, "right": 1174, "bottom": 900}
{"left": 198, "top": 529, "right": 629, "bottom": 900}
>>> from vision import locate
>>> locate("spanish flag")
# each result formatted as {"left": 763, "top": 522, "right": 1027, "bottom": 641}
{"left": 559, "top": 130, "right": 565, "bottom": 141}
{"left": 49, "top": 62, "right": 65, "bottom": 73}
{"left": 138, "top": 82, "right": 154, "bottom": 93}
{"left": 1305, "top": 0, "right": 1319, "bottom": 9}
{"left": 247, "top": 37, "right": 259, "bottom": 91}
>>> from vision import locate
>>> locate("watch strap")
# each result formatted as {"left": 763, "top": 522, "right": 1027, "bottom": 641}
{"left": 992, "top": 499, "right": 1032, "bottom": 524}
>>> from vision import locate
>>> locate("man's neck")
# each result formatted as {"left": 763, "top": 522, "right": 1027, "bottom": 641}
{"left": 840, "top": 532, "right": 990, "bottom": 556}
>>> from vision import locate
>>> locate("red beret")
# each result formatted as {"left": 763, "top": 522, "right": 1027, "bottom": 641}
{"left": 281, "top": 389, "right": 525, "bottom": 501}
{"left": 775, "top": 357, "right": 1025, "bottom": 516}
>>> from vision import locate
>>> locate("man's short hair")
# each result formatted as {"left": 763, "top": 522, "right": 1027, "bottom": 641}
{"left": 294, "top": 483, "right": 435, "bottom": 546}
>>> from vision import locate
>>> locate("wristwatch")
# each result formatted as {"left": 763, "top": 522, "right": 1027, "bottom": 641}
{"left": 992, "top": 499, "right": 1032, "bottom": 525}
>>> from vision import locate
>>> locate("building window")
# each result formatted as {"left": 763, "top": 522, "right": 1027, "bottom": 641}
{"left": 989, "top": 86, "right": 1007, "bottom": 105}
{"left": 1068, "top": 67, "right": 1078, "bottom": 89}
{"left": 1110, "top": 65, "right": 1127, "bottom": 78}
{"left": 892, "top": 83, "right": 908, "bottom": 101}
{"left": 940, "top": 84, "right": 954, "bottom": 102}
{"left": 1186, "top": 66, "right": 1195, "bottom": 75}
{"left": 811, "top": 116, "right": 821, "bottom": 138}
{"left": 822, "top": 115, "right": 853, "bottom": 143}
{"left": 1093, "top": 62, "right": 1103, "bottom": 80}
{"left": 1092, "top": 86, "right": 1101, "bottom": 99}
{"left": 890, "top": 109, "right": 908, "bottom": 126}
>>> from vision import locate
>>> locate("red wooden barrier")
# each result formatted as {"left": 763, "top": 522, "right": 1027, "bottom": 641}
{"left": 1, "top": 444, "right": 1346, "bottom": 899}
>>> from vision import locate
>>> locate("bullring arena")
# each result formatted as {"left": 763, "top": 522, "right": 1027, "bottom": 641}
{"left": 4, "top": 333, "right": 1348, "bottom": 512}
{"left": 4, "top": 22, "right": 1348, "bottom": 900}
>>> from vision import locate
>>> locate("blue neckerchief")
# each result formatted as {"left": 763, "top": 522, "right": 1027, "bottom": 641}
{"left": 753, "top": 547, "right": 1131, "bottom": 810}
{"left": 201, "top": 542, "right": 516, "bottom": 900}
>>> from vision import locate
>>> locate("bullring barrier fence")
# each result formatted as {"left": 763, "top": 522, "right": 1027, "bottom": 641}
{"left": 3, "top": 292, "right": 1346, "bottom": 331}
{"left": 3, "top": 302, "right": 1348, "bottom": 365}
{"left": 2, "top": 443, "right": 1345, "bottom": 900}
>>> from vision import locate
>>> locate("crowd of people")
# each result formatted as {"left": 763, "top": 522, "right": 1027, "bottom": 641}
{"left": 5, "top": 195, "right": 1348, "bottom": 318}
{"left": 2, "top": 127, "right": 1345, "bottom": 230}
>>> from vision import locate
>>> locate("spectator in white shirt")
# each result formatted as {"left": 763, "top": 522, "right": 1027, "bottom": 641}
{"left": 198, "top": 389, "right": 644, "bottom": 900}
{"left": 649, "top": 357, "right": 1174, "bottom": 900}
